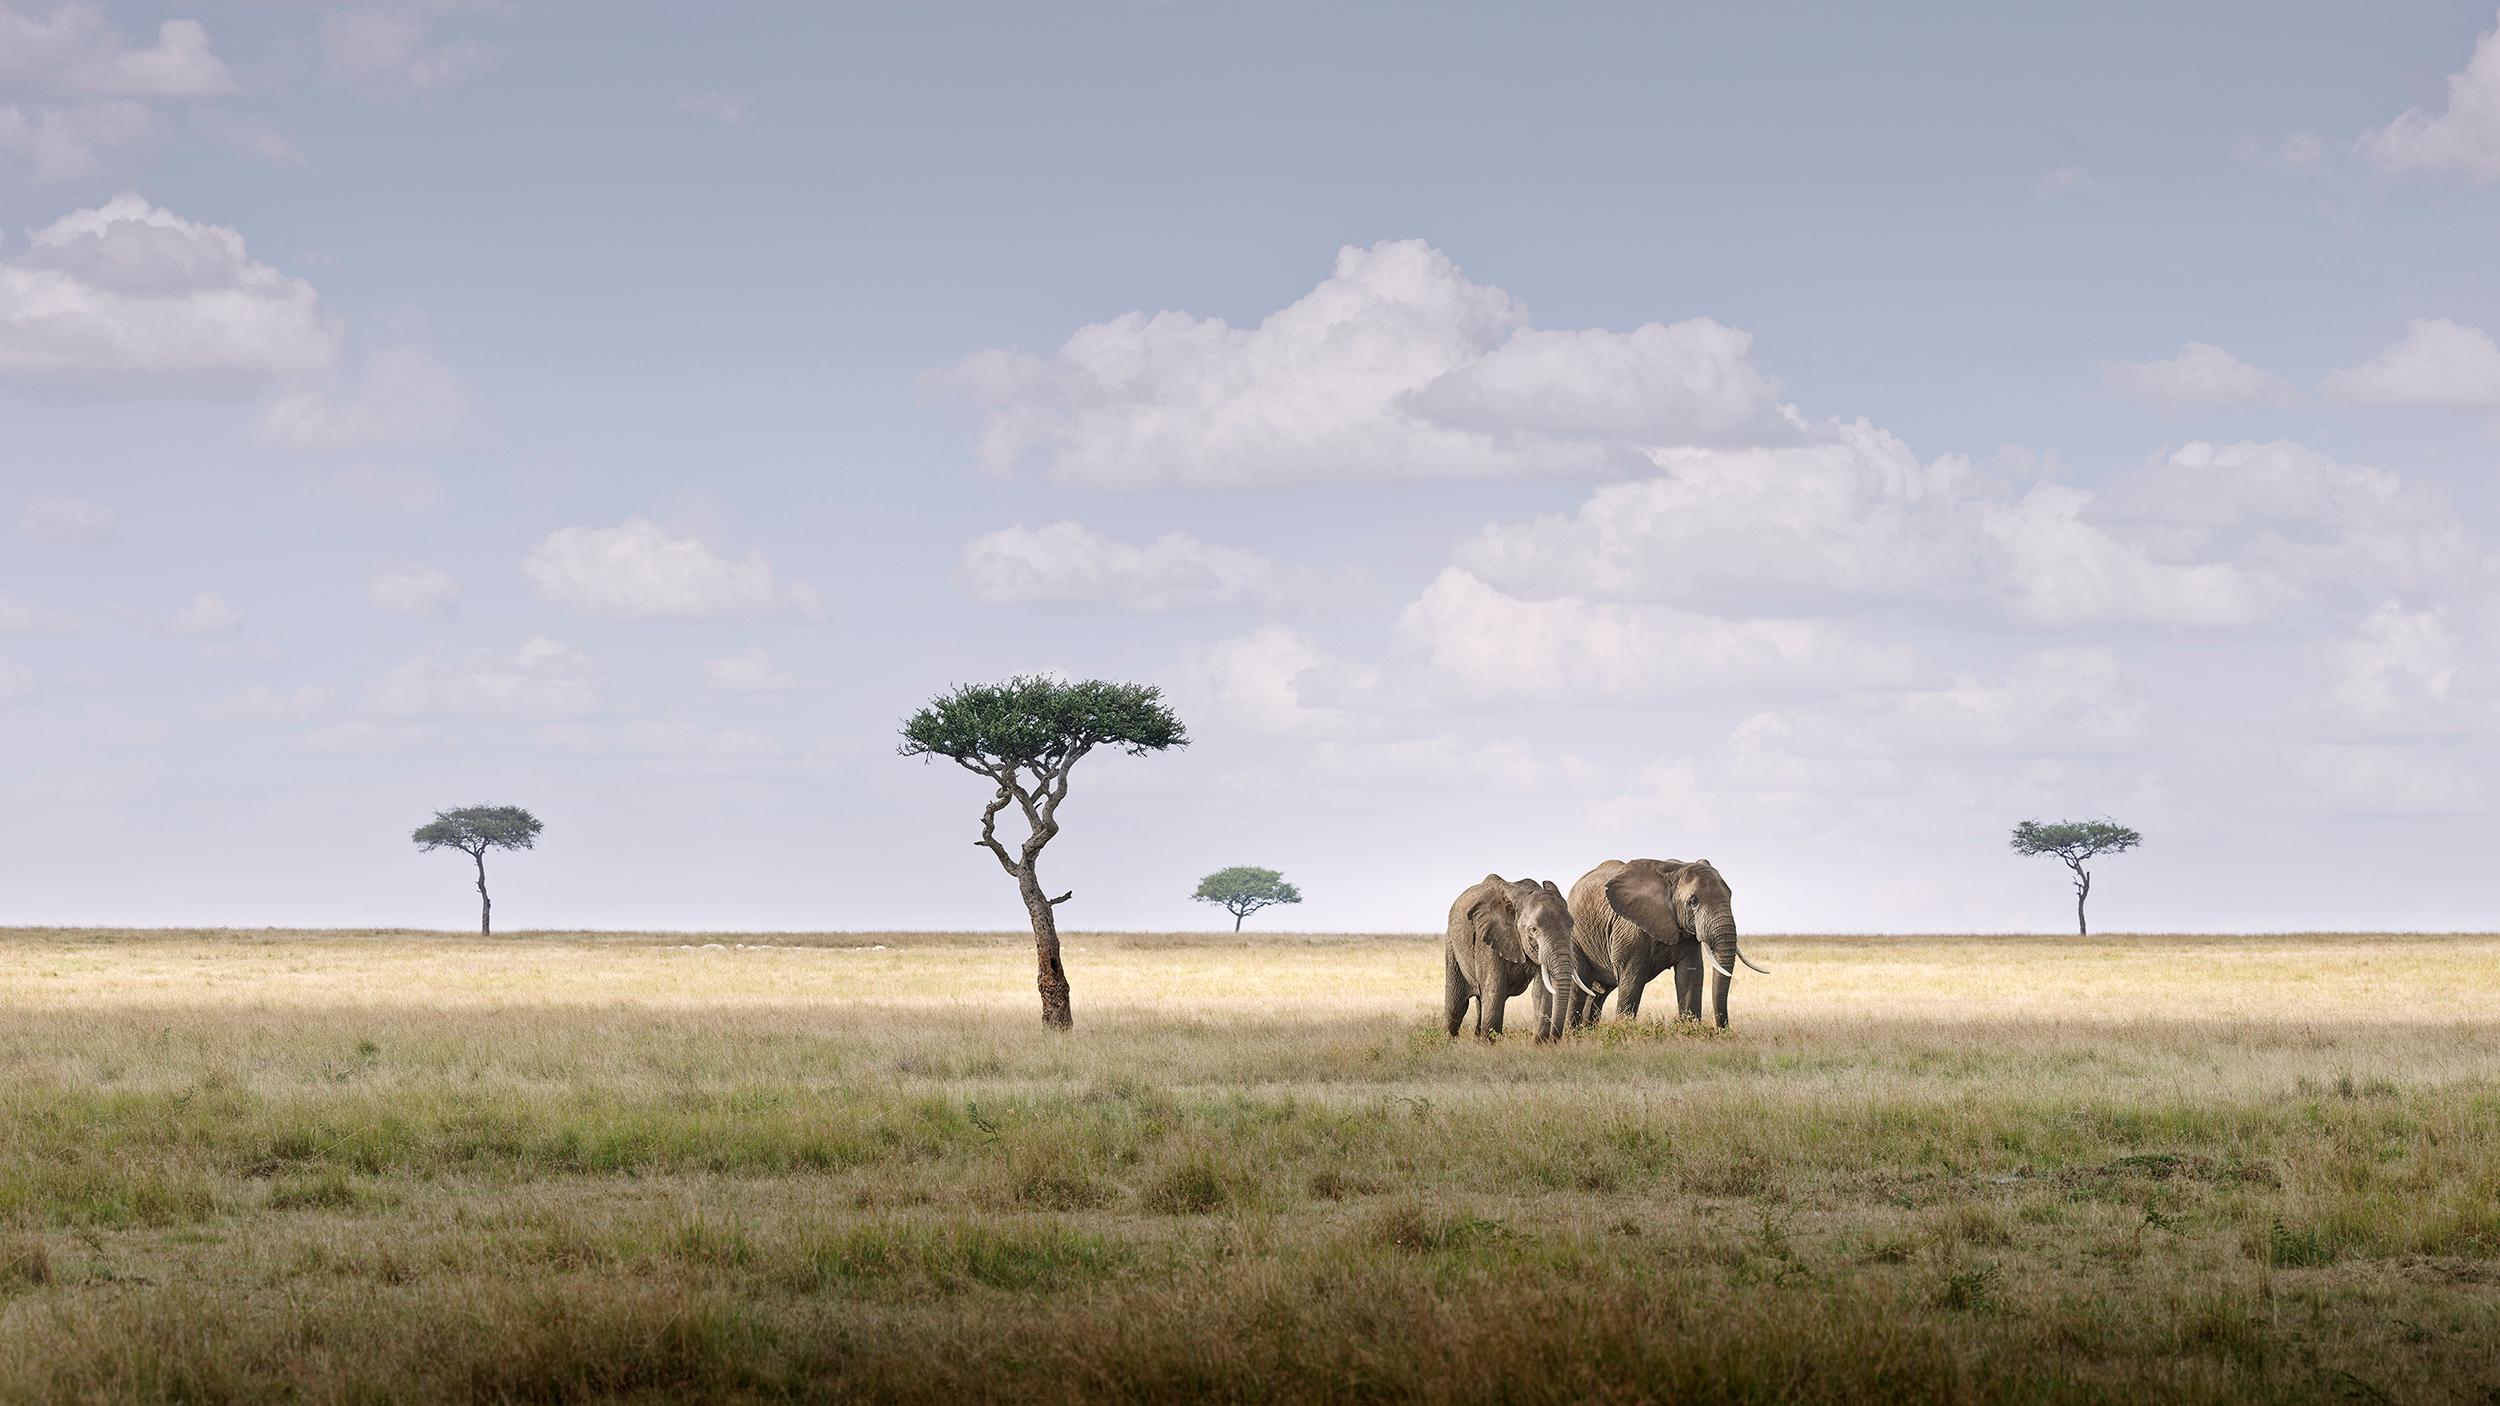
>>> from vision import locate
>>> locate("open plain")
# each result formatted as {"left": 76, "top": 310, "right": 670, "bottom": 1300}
{"left": 2, "top": 927, "right": 2496, "bottom": 1404}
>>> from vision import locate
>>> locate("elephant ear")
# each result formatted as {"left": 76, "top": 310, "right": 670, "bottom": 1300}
{"left": 1604, "top": 859, "right": 1688, "bottom": 943}
{"left": 1467, "top": 886, "right": 1526, "bottom": 965}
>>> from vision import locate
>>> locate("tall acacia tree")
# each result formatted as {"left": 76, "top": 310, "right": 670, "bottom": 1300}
{"left": 2010, "top": 818, "right": 2141, "bottom": 936}
{"left": 901, "top": 676, "right": 1186, "bottom": 1029}
{"left": 1191, "top": 866, "right": 1302, "bottom": 932}
{"left": 411, "top": 804, "right": 544, "bottom": 934}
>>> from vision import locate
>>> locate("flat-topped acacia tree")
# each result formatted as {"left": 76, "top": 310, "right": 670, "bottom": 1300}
{"left": 2010, "top": 818, "right": 2141, "bottom": 936}
{"left": 900, "top": 676, "right": 1187, "bottom": 1029}
{"left": 1192, "top": 866, "right": 1302, "bottom": 932}
{"left": 411, "top": 804, "right": 543, "bottom": 934}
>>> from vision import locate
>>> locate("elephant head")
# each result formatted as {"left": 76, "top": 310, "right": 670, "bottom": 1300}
{"left": 1468, "top": 875, "right": 1582, "bottom": 1041}
{"left": 1602, "top": 859, "right": 1764, "bottom": 1027}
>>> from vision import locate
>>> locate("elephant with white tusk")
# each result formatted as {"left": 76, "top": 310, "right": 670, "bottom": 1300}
{"left": 1443, "top": 874, "right": 1585, "bottom": 1042}
{"left": 1564, "top": 858, "right": 1763, "bottom": 1029}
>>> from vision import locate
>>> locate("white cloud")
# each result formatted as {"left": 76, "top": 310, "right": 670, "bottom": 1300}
{"left": 1741, "top": 647, "right": 2146, "bottom": 761}
{"left": 955, "top": 521, "right": 1280, "bottom": 611}
{"left": 195, "top": 683, "right": 332, "bottom": 722}
{"left": 2328, "top": 603, "right": 2463, "bottom": 736}
{"left": 20, "top": 494, "right": 112, "bottom": 544}
{"left": 321, "top": 8, "right": 497, "bottom": 94}
{"left": 0, "top": 653, "right": 31, "bottom": 705}
{"left": 522, "top": 518, "right": 824, "bottom": 621}
{"left": 704, "top": 648, "right": 797, "bottom": 695}
{"left": 255, "top": 345, "right": 468, "bottom": 453}
{"left": 676, "top": 92, "right": 746, "bottom": 123}
{"left": 371, "top": 636, "right": 600, "bottom": 719}
{"left": 366, "top": 563, "right": 456, "bottom": 617}
{"left": 0, "top": 193, "right": 342, "bottom": 391}
{"left": 190, "top": 109, "right": 305, "bottom": 167}
{"left": 0, "top": 100, "right": 150, "bottom": 182}
{"left": 1454, "top": 424, "right": 2288, "bottom": 627}
{"left": 0, "top": 591, "right": 79, "bottom": 632}
{"left": 2296, "top": 743, "right": 2483, "bottom": 814}
{"left": 2359, "top": 11, "right": 2500, "bottom": 181}
{"left": 0, "top": 6, "right": 236, "bottom": 98}
{"left": 1397, "top": 567, "right": 1918, "bottom": 703}
{"left": 327, "top": 463, "right": 443, "bottom": 513}
{"left": 2104, "top": 342, "right": 2300, "bottom": 414}
{"left": 2319, "top": 318, "right": 2500, "bottom": 408}
{"left": 1172, "top": 624, "right": 1367, "bottom": 739}
{"left": 171, "top": 590, "right": 241, "bottom": 635}
{"left": 934, "top": 239, "right": 1788, "bottom": 488}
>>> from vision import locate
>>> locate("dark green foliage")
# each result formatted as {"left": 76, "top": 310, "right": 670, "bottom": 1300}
{"left": 2009, "top": 820, "right": 2142, "bottom": 864}
{"left": 898, "top": 676, "right": 1185, "bottom": 774}
{"left": 1190, "top": 866, "right": 1302, "bottom": 930}
{"left": 411, "top": 805, "right": 543, "bottom": 858}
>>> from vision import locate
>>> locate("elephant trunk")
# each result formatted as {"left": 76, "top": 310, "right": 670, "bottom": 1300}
{"left": 1538, "top": 943, "right": 1577, "bottom": 1043}
{"left": 1703, "top": 913, "right": 1738, "bottom": 1029}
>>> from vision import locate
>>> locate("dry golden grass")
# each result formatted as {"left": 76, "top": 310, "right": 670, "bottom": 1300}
{"left": 3, "top": 927, "right": 2497, "bottom": 1403}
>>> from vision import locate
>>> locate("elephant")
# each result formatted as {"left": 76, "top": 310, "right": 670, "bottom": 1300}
{"left": 1443, "top": 874, "right": 1585, "bottom": 1042}
{"left": 1563, "top": 858, "right": 1766, "bottom": 1028}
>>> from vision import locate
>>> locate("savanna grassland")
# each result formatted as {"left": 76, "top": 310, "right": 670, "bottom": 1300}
{"left": 2, "top": 928, "right": 2497, "bottom": 1404}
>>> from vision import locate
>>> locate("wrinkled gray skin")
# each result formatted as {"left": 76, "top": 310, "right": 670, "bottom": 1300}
{"left": 1443, "top": 874, "right": 1580, "bottom": 1042}
{"left": 1561, "top": 858, "right": 1759, "bottom": 1028}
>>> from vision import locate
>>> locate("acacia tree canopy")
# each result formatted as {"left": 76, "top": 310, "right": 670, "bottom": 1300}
{"left": 900, "top": 676, "right": 1186, "bottom": 1028}
{"left": 1191, "top": 866, "right": 1303, "bottom": 931}
{"left": 411, "top": 804, "right": 543, "bottom": 935}
{"left": 2009, "top": 818, "right": 2140, "bottom": 936}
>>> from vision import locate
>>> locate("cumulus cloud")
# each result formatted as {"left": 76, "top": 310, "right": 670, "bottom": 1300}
{"left": 2359, "top": 10, "right": 2500, "bottom": 181}
{"left": 20, "top": 494, "right": 112, "bottom": 544}
{"left": 256, "top": 346, "right": 468, "bottom": 453}
{"left": 1453, "top": 425, "right": 2290, "bottom": 627}
{"left": 1172, "top": 624, "right": 1368, "bottom": 738}
{"left": 0, "top": 193, "right": 342, "bottom": 391}
{"left": 0, "top": 591, "right": 77, "bottom": 632}
{"left": 366, "top": 563, "right": 456, "bottom": 617}
{"left": 2319, "top": 318, "right": 2500, "bottom": 408}
{"left": 171, "top": 590, "right": 241, "bottom": 634}
{"left": 522, "top": 519, "right": 824, "bottom": 622}
{"left": 2328, "top": 603, "right": 2463, "bottom": 736}
{"left": 0, "top": 6, "right": 234, "bottom": 98}
{"left": 1736, "top": 648, "right": 2145, "bottom": 761}
{"left": 0, "top": 99, "right": 150, "bottom": 182}
{"left": 955, "top": 521, "right": 1281, "bottom": 611}
{"left": 190, "top": 109, "right": 305, "bottom": 167}
{"left": 2104, "top": 342, "right": 2300, "bottom": 414}
{"left": 372, "top": 637, "right": 599, "bottom": 719}
{"left": 1397, "top": 568, "right": 1917, "bottom": 703}
{"left": 704, "top": 648, "right": 797, "bottom": 695}
{"left": 321, "top": 8, "right": 497, "bottom": 94}
{"left": 934, "top": 239, "right": 1789, "bottom": 488}
{"left": 195, "top": 683, "right": 333, "bottom": 722}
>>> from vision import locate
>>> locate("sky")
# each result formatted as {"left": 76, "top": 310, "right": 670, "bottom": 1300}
{"left": 4, "top": 2, "right": 2499, "bottom": 935}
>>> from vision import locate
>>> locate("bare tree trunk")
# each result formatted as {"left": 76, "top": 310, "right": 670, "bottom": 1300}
{"left": 2072, "top": 865, "right": 2090, "bottom": 937}
{"left": 1234, "top": 909, "right": 1244, "bottom": 933}
{"left": 1017, "top": 867, "right": 1072, "bottom": 1029}
{"left": 474, "top": 850, "right": 492, "bottom": 935}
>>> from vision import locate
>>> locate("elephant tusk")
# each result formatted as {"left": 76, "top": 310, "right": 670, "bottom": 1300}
{"left": 1702, "top": 948, "right": 1735, "bottom": 980}
{"left": 1737, "top": 949, "right": 1771, "bottom": 976}
{"left": 1574, "top": 974, "right": 1600, "bottom": 997}
{"left": 1538, "top": 968, "right": 1554, "bottom": 996}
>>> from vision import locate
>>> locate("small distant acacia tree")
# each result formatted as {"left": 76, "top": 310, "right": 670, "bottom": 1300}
{"left": 411, "top": 804, "right": 544, "bottom": 934}
{"left": 1192, "top": 866, "right": 1302, "bottom": 932}
{"left": 2010, "top": 819, "right": 2141, "bottom": 936}
{"left": 900, "top": 676, "right": 1187, "bottom": 1029}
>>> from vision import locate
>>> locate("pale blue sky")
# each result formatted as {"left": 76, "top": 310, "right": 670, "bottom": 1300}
{"left": 4, "top": 2, "right": 2498, "bottom": 933}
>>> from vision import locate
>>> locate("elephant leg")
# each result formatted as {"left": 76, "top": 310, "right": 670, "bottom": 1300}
{"left": 1673, "top": 942, "right": 1703, "bottom": 1022}
{"left": 1614, "top": 942, "right": 1659, "bottom": 1021}
{"left": 1485, "top": 984, "right": 1509, "bottom": 1036}
{"left": 1527, "top": 976, "right": 1547, "bottom": 1036}
{"left": 1444, "top": 947, "right": 1469, "bottom": 1038}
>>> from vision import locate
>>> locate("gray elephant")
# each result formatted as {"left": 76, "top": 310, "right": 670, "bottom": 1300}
{"left": 1443, "top": 874, "right": 1583, "bottom": 1041}
{"left": 1563, "top": 858, "right": 1766, "bottom": 1028}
